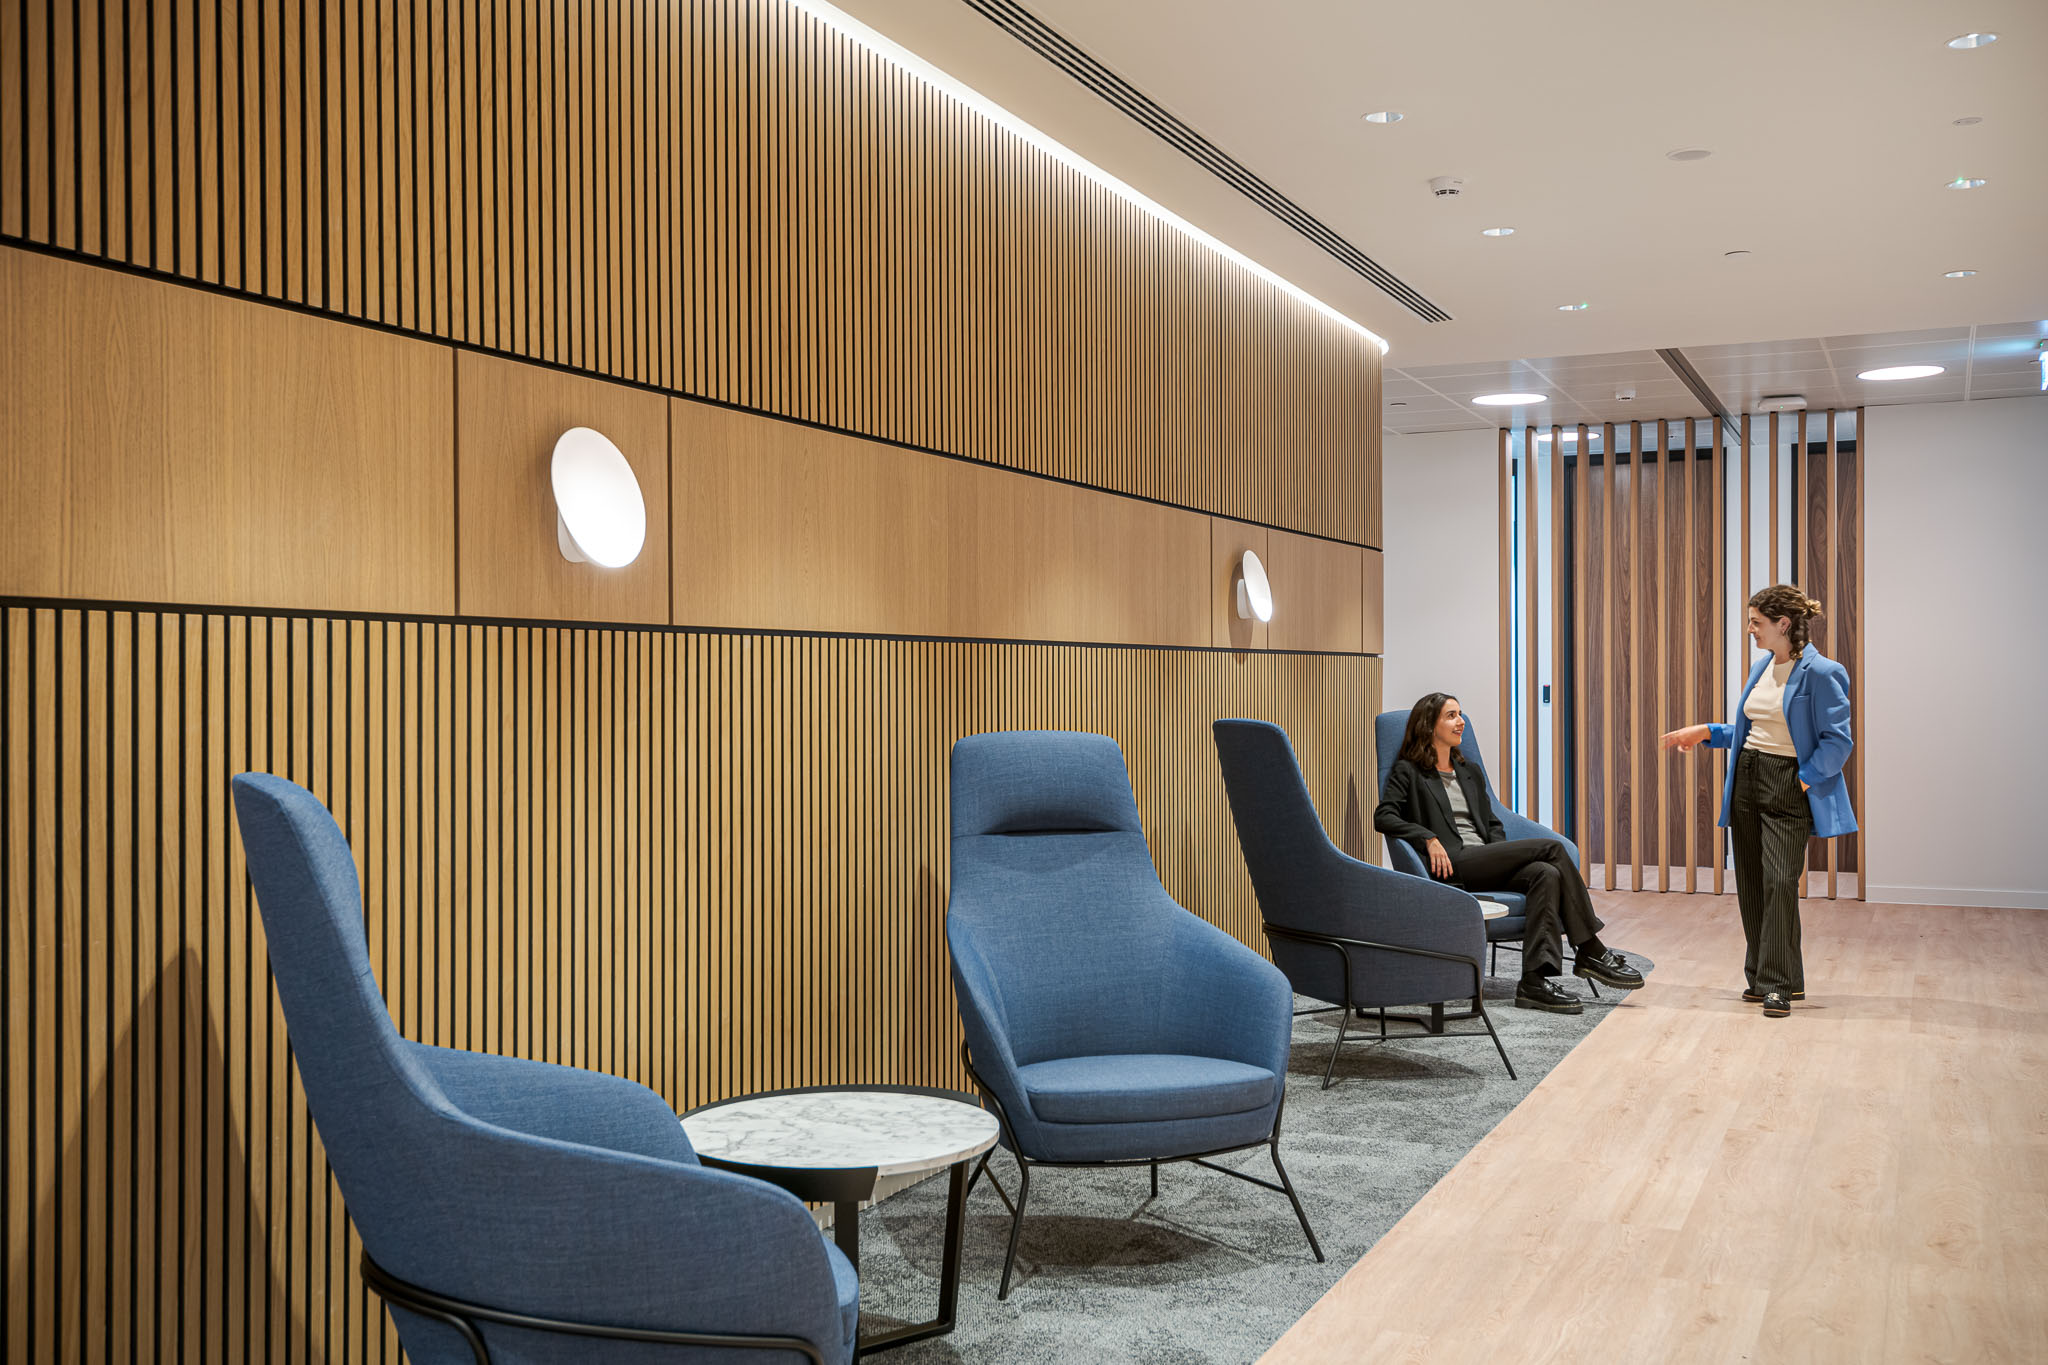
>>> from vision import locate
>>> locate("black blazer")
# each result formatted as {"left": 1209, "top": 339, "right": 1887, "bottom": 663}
{"left": 1374, "top": 756, "right": 1504, "bottom": 863}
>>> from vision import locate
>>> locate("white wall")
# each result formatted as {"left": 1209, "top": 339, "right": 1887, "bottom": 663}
{"left": 1865, "top": 395, "right": 2048, "bottom": 909}
{"left": 1382, "top": 429, "right": 1502, "bottom": 775}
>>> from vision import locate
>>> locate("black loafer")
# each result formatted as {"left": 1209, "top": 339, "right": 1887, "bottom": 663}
{"left": 1761, "top": 992, "right": 1791, "bottom": 1018}
{"left": 1515, "top": 978, "right": 1584, "bottom": 1014}
{"left": 1742, "top": 987, "right": 1804, "bottom": 1003}
{"left": 1572, "top": 949, "right": 1644, "bottom": 990}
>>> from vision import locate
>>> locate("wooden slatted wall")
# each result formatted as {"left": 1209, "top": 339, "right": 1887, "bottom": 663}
{"left": 0, "top": 0, "right": 1380, "bottom": 546}
{"left": 0, "top": 601, "right": 1375, "bottom": 1364}
{"left": 1499, "top": 415, "right": 1863, "bottom": 896}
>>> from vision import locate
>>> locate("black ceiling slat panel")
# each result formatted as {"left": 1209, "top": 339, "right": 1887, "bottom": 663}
{"left": 959, "top": 0, "right": 1451, "bottom": 323}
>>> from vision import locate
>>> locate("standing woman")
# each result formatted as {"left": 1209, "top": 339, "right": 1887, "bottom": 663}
{"left": 1662, "top": 584, "right": 1856, "bottom": 1018}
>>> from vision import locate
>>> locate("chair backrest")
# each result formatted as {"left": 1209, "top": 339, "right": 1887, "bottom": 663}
{"left": 947, "top": 731, "right": 1186, "bottom": 1066}
{"left": 230, "top": 773, "right": 466, "bottom": 1253}
{"left": 1211, "top": 719, "right": 1353, "bottom": 934}
{"left": 1374, "top": 706, "right": 1506, "bottom": 813}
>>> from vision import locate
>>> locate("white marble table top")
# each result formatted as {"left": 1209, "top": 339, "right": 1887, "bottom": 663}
{"left": 681, "top": 1090, "right": 999, "bottom": 1179}
{"left": 1475, "top": 899, "right": 1511, "bottom": 920}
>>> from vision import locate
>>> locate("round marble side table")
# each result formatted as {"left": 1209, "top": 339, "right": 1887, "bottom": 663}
{"left": 681, "top": 1084, "right": 999, "bottom": 1358}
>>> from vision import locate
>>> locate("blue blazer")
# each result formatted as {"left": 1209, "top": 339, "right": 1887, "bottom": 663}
{"left": 1707, "top": 643, "right": 1857, "bottom": 838}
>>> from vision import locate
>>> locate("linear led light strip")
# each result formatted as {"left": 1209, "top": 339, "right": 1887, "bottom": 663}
{"left": 786, "top": 0, "right": 1393, "bottom": 355}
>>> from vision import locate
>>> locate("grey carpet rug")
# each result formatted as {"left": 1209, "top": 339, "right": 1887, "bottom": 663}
{"left": 850, "top": 956, "right": 1647, "bottom": 1365}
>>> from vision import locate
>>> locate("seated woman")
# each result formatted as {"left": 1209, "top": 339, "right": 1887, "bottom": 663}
{"left": 1374, "top": 692, "right": 1645, "bottom": 1013}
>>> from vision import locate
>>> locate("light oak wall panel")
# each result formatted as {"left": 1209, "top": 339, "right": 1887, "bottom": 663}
{"left": 0, "top": 0, "right": 1380, "bottom": 546}
{"left": 1362, "top": 547, "right": 1385, "bottom": 655}
{"left": 0, "top": 600, "right": 1372, "bottom": 1365}
{"left": 670, "top": 401, "right": 1214, "bottom": 646}
{"left": 1263, "top": 531, "right": 1366, "bottom": 656}
{"left": 455, "top": 351, "right": 672, "bottom": 625}
{"left": 0, "top": 248, "right": 454, "bottom": 614}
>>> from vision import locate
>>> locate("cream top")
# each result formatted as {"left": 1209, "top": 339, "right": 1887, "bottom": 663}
{"left": 1743, "top": 656, "right": 1799, "bottom": 757}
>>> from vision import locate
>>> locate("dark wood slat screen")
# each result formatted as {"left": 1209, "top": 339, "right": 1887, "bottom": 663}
{"left": 0, "top": 0, "right": 1380, "bottom": 545}
{"left": 0, "top": 599, "right": 1375, "bottom": 1364}
{"left": 1499, "top": 414, "right": 1863, "bottom": 897}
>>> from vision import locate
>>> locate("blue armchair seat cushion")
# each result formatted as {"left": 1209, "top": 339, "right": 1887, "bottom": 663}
{"left": 826, "top": 1242, "right": 859, "bottom": 1351}
{"left": 1018, "top": 1054, "right": 1276, "bottom": 1125}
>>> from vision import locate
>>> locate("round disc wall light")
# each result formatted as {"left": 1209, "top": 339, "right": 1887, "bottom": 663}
{"left": 551, "top": 427, "right": 647, "bottom": 568}
{"left": 1237, "top": 550, "right": 1274, "bottom": 623}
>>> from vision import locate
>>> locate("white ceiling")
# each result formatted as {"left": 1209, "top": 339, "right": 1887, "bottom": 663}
{"left": 829, "top": 0, "right": 2048, "bottom": 385}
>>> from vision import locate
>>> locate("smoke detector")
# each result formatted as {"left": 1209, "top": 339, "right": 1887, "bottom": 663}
{"left": 1429, "top": 175, "right": 1466, "bottom": 197}
{"left": 1757, "top": 394, "right": 1808, "bottom": 413}
{"left": 1615, "top": 387, "right": 1636, "bottom": 403}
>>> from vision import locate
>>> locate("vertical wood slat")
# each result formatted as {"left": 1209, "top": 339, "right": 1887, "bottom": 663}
{"left": 1768, "top": 410, "right": 1780, "bottom": 586}
{"left": 1498, "top": 428, "right": 1513, "bottom": 804}
{"left": 1549, "top": 425, "right": 1563, "bottom": 831}
{"left": 1628, "top": 421, "right": 1642, "bottom": 892}
{"left": 1653, "top": 418, "right": 1667, "bottom": 892}
{"left": 1854, "top": 407, "right": 1866, "bottom": 902}
{"left": 1824, "top": 409, "right": 1838, "bottom": 900}
{"left": 1795, "top": 411, "right": 1809, "bottom": 901}
{"left": 1681, "top": 418, "right": 1695, "bottom": 893}
{"left": 1573, "top": 423, "right": 1588, "bottom": 859}
{"left": 1601, "top": 423, "right": 1616, "bottom": 893}
{"left": 0, "top": 0, "right": 1382, "bottom": 546}
{"left": 0, "top": 601, "right": 1377, "bottom": 1365}
{"left": 1522, "top": 426, "right": 1539, "bottom": 815}
{"left": 1703, "top": 421, "right": 1720, "bottom": 900}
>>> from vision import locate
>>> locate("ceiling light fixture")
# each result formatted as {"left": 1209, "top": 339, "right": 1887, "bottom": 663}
{"left": 1945, "top": 177, "right": 1988, "bottom": 189}
{"left": 552, "top": 428, "right": 648, "bottom": 568}
{"left": 1947, "top": 33, "right": 1998, "bottom": 49}
{"left": 2037, "top": 341, "right": 2047, "bottom": 392}
{"left": 784, "top": 0, "right": 1391, "bottom": 353}
{"left": 1665, "top": 148, "right": 1713, "bottom": 161}
{"left": 1724, "top": 249, "right": 1752, "bottom": 259}
{"left": 1856, "top": 365, "right": 1945, "bottom": 382}
{"left": 1944, "top": 269, "right": 1978, "bottom": 278}
{"left": 1481, "top": 226, "right": 1515, "bottom": 237}
{"left": 1558, "top": 302, "right": 1590, "bottom": 311}
{"left": 1757, "top": 395, "right": 1807, "bottom": 413}
{"left": 1952, "top": 115, "right": 1984, "bottom": 126}
{"left": 1473, "top": 393, "right": 1547, "bottom": 406}
{"left": 1362, "top": 110, "right": 1404, "bottom": 124}
{"left": 1532, "top": 431, "right": 1583, "bottom": 444}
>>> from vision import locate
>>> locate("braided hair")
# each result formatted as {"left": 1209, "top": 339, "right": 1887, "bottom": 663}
{"left": 1748, "top": 583, "right": 1823, "bottom": 652}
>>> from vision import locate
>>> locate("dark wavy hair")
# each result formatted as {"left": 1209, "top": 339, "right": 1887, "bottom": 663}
{"left": 1748, "top": 583, "right": 1824, "bottom": 652}
{"left": 1398, "top": 692, "right": 1466, "bottom": 773}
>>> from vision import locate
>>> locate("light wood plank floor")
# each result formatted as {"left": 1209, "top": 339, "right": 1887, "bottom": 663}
{"left": 1259, "top": 891, "right": 2048, "bottom": 1364}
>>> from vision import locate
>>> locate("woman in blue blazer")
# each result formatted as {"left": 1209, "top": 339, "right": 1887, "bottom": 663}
{"left": 1662, "top": 584, "right": 1855, "bottom": 1018}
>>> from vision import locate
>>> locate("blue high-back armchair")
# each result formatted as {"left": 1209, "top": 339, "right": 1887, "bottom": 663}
{"left": 230, "top": 773, "right": 856, "bottom": 1365}
{"left": 946, "top": 731, "right": 1321, "bottom": 1299}
{"left": 1374, "top": 708, "right": 1582, "bottom": 978}
{"left": 1215, "top": 720, "right": 1514, "bottom": 1085}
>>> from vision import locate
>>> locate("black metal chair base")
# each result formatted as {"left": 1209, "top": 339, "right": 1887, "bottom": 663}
{"left": 960, "top": 1048, "right": 1322, "bottom": 1300}
{"left": 360, "top": 1253, "right": 830, "bottom": 1364}
{"left": 1268, "top": 924, "right": 1517, "bottom": 1086}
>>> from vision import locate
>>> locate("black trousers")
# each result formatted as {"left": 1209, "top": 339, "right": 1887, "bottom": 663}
{"left": 1445, "top": 838, "right": 1606, "bottom": 977}
{"left": 1730, "top": 748, "right": 1809, "bottom": 997}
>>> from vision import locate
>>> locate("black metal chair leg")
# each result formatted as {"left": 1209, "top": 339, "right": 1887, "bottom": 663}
{"left": 1478, "top": 1000, "right": 1516, "bottom": 1081}
{"left": 1149, "top": 1161, "right": 1159, "bottom": 1198}
{"left": 1321, "top": 1002, "right": 1351, "bottom": 1089}
{"left": 997, "top": 1159, "right": 1032, "bottom": 1300}
{"left": 1268, "top": 1139, "right": 1323, "bottom": 1262}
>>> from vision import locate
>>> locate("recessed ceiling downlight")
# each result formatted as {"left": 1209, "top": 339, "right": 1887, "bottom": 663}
{"left": 1362, "top": 110, "right": 1404, "bottom": 124}
{"left": 552, "top": 427, "right": 648, "bottom": 568}
{"left": 1947, "top": 33, "right": 1998, "bottom": 49}
{"left": 1945, "top": 177, "right": 1988, "bottom": 189}
{"left": 1857, "top": 365, "right": 1945, "bottom": 382}
{"left": 1558, "top": 301, "right": 1590, "bottom": 311}
{"left": 1665, "top": 147, "right": 1713, "bottom": 161}
{"left": 1952, "top": 115, "right": 1984, "bottom": 126}
{"left": 1473, "top": 393, "right": 1547, "bottom": 406}
{"left": 1944, "top": 269, "right": 1978, "bottom": 278}
{"left": 1481, "top": 226, "right": 1515, "bottom": 237}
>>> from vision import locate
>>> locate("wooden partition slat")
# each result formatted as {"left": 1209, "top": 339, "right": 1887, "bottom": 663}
{"left": 1853, "top": 408, "right": 1866, "bottom": 901}
{"left": 0, "top": 599, "right": 1378, "bottom": 1365}
{"left": 1573, "top": 424, "right": 1588, "bottom": 853}
{"left": 1550, "top": 426, "right": 1564, "bottom": 830}
{"left": 1627, "top": 422, "right": 1642, "bottom": 890}
{"left": 1712, "top": 417, "right": 1726, "bottom": 895}
{"left": 1824, "top": 409, "right": 1838, "bottom": 900}
{"left": 1523, "top": 427, "right": 1539, "bottom": 814}
{"left": 1498, "top": 429, "right": 1513, "bottom": 800}
{"left": 1681, "top": 418, "right": 1696, "bottom": 892}
{"left": 1601, "top": 423, "right": 1616, "bottom": 891}
{"left": 1795, "top": 411, "right": 1810, "bottom": 901}
{"left": 1768, "top": 411, "right": 1780, "bottom": 585}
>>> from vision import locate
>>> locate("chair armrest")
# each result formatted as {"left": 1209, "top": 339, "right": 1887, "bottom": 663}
{"left": 1300, "top": 854, "right": 1487, "bottom": 962}
{"left": 1495, "top": 804, "right": 1581, "bottom": 868}
{"left": 372, "top": 1110, "right": 847, "bottom": 1359}
{"left": 411, "top": 1044, "right": 698, "bottom": 1165}
{"left": 1160, "top": 907, "right": 1294, "bottom": 1078}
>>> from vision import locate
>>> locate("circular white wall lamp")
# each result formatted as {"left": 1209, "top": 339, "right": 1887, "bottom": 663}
{"left": 551, "top": 427, "right": 647, "bottom": 568}
{"left": 1236, "top": 550, "right": 1274, "bottom": 623}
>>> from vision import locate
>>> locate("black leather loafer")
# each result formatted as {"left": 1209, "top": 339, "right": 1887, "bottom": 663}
{"left": 1761, "top": 991, "right": 1791, "bottom": 1018}
{"left": 1514, "top": 978, "right": 1584, "bottom": 1014}
{"left": 1742, "top": 987, "right": 1804, "bottom": 1003}
{"left": 1572, "top": 949, "right": 1644, "bottom": 990}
